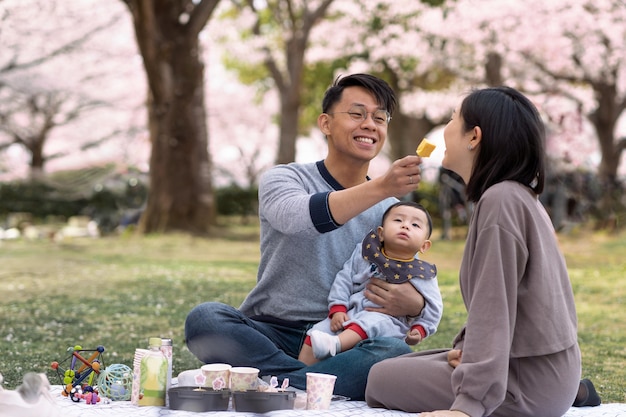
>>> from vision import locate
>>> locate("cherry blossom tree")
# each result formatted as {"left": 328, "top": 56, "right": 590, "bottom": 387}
{"left": 205, "top": 61, "right": 278, "bottom": 188}
{"left": 308, "top": 0, "right": 624, "bottom": 227}
{"left": 119, "top": 0, "right": 221, "bottom": 234}
{"left": 3, "top": 0, "right": 624, "bottom": 232}
{"left": 514, "top": 0, "right": 626, "bottom": 225}
{"left": 216, "top": 0, "right": 335, "bottom": 165}
{"left": 422, "top": 0, "right": 626, "bottom": 225}
{"left": 319, "top": 0, "right": 456, "bottom": 161}
{"left": 0, "top": 84, "right": 111, "bottom": 179}
{"left": 213, "top": 0, "right": 457, "bottom": 167}
{"left": 0, "top": 0, "right": 134, "bottom": 179}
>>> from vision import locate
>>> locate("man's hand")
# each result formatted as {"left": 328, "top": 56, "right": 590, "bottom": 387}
{"left": 327, "top": 155, "right": 422, "bottom": 226}
{"left": 378, "top": 155, "right": 423, "bottom": 199}
{"left": 330, "top": 312, "right": 349, "bottom": 333}
{"left": 364, "top": 280, "right": 425, "bottom": 317}
{"left": 405, "top": 328, "right": 423, "bottom": 345}
{"left": 447, "top": 349, "right": 462, "bottom": 368}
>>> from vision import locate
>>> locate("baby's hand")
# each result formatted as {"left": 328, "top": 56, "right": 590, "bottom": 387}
{"left": 330, "top": 312, "right": 348, "bottom": 332}
{"left": 405, "top": 329, "right": 423, "bottom": 345}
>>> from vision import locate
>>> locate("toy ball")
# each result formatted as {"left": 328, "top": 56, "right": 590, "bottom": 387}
{"left": 96, "top": 364, "right": 133, "bottom": 401}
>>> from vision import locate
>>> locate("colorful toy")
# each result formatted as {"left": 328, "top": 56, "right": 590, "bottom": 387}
{"left": 96, "top": 363, "right": 133, "bottom": 401}
{"left": 51, "top": 345, "right": 105, "bottom": 402}
{"left": 76, "top": 385, "right": 100, "bottom": 404}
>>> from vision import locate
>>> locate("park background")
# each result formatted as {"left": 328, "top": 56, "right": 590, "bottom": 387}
{"left": 0, "top": 0, "right": 625, "bottom": 403}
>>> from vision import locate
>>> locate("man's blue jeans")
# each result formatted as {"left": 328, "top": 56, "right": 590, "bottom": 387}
{"left": 184, "top": 302, "right": 411, "bottom": 401}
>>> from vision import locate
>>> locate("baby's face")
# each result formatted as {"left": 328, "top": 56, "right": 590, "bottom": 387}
{"left": 379, "top": 206, "right": 430, "bottom": 258}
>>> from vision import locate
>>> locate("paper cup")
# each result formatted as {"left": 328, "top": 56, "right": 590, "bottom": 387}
{"left": 229, "top": 367, "right": 260, "bottom": 391}
{"left": 201, "top": 363, "right": 231, "bottom": 389}
{"left": 305, "top": 372, "right": 336, "bottom": 410}
{"left": 293, "top": 392, "right": 308, "bottom": 410}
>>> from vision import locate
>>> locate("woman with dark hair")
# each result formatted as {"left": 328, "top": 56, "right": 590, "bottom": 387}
{"left": 365, "top": 87, "right": 596, "bottom": 417}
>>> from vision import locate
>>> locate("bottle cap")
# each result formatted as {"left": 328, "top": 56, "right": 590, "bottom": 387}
{"left": 148, "top": 337, "right": 162, "bottom": 347}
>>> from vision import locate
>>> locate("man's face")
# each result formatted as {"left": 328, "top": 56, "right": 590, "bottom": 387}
{"left": 321, "top": 86, "right": 388, "bottom": 163}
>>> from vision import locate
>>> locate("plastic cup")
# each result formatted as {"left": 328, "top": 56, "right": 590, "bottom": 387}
{"left": 229, "top": 367, "right": 260, "bottom": 391}
{"left": 305, "top": 372, "right": 336, "bottom": 410}
{"left": 200, "top": 363, "right": 231, "bottom": 389}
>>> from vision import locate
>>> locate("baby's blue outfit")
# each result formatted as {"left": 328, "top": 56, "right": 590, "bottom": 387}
{"left": 310, "top": 231, "right": 443, "bottom": 340}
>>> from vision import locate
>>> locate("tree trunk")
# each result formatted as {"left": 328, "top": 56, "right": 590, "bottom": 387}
{"left": 387, "top": 112, "right": 437, "bottom": 161}
{"left": 275, "top": 85, "right": 301, "bottom": 165}
{"left": 248, "top": 0, "right": 334, "bottom": 165}
{"left": 29, "top": 135, "right": 45, "bottom": 178}
{"left": 485, "top": 52, "right": 503, "bottom": 87}
{"left": 588, "top": 81, "right": 626, "bottom": 230}
{"left": 140, "top": 43, "right": 214, "bottom": 234}
{"left": 590, "top": 81, "right": 624, "bottom": 184}
{"left": 123, "top": 0, "right": 219, "bottom": 234}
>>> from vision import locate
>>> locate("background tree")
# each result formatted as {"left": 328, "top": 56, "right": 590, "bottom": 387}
{"left": 220, "top": 0, "right": 335, "bottom": 165}
{"left": 0, "top": 0, "right": 122, "bottom": 76}
{"left": 120, "top": 0, "right": 221, "bottom": 234}
{"left": 0, "top": 0, "right": 127, "bottom": 179}
{"left": 1, "top": 0, "right": 625, "bottom": 233}
{"left": 337, "top": 0, "right": 454, "bottom": 161}
{"left": 426, "top": 0, "right": 626, "bottom": 227}
{"left": 515, "top": 0, "right": 626, "bottom": 227}
{"left": 207, "top": 75, "right": 277, "bottom": 189}
{"left": 0, "top": 84, "right": 110, "bottom": 179}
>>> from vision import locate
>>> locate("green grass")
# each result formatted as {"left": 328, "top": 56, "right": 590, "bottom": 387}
{"left": 0, "top": 221, "right": 624, "bottom": 403}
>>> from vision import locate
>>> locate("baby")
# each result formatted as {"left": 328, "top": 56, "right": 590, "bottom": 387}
{"left": 298, "top": 201, "right": 443, "bottom": 364}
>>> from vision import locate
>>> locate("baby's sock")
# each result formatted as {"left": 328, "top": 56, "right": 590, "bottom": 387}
{"left": 573, "top": 378, "right": 601, "bottom": 407}
{"left": 309, "top": 330, "right": 341, "bottom": 359}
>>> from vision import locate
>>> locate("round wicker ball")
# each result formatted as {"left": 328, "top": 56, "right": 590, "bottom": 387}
{"left": 97, "top": 363, "right": 133, "bottom": 401}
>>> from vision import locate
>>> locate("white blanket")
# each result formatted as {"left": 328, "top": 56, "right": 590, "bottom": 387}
{"left": 40, "top": 386, "right": 626, "bottom": 417}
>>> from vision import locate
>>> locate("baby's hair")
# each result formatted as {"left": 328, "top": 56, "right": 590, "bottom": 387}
{"left": 382, "top": 201, "right": 433, "bottom": 239}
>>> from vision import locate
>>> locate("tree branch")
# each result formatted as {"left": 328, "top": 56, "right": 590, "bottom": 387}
{"left": 303, "top": 0, "right": 334, "bottom": 35}
{"left": 187, "top": 0, "right": 220, "bottom": 36}
{"left": 0, "top": 13, "right": 124, "bottom": 75}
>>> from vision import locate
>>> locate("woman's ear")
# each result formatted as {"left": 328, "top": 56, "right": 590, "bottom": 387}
{"left": 470, "top": 126, "right": 482, "bottom": 148}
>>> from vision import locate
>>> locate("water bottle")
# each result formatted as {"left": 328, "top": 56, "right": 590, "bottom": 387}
{"left": 138, "top": 337, "right": 168, "bottom": 406}
{"left": 161, "top": 338, "right": 173, "bottom": 406}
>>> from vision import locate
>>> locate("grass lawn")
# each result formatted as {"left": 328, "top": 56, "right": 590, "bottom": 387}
{"left": 0, "top": 220, "right": 624, "bottom": 403}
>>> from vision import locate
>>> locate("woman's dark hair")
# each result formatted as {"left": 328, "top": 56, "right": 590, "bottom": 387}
{"left": 381, "top": 201, "right": 433, "bottom": 239}
{"left": 322, "top": 73, "right": 397, "bottom": 117}
{"left": 461, "top": 86, "right": 546, "bottom": 202}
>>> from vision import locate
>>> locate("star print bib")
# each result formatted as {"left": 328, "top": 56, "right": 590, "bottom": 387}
{"left": 361, "top": 230, "right": 437, "bottom": 284}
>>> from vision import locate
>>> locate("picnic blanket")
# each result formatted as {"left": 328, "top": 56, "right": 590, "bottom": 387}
{"left": 43, "top": 385, "right": 626, "bottom": 417}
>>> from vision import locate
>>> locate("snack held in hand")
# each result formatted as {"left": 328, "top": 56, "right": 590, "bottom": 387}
{"left": 416, "top": 139, "right": 436, "bottom": 157}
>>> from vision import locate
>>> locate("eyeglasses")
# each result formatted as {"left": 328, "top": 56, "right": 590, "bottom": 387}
{"left": 328, "top": 105, "right": 391, "bottom": 126}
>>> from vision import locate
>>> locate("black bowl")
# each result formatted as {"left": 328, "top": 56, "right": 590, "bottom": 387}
{"left": 168, "top": 386, "right": 231, "bottom": 412}
{"left": 232, "top": 390, "right": 296, "bottom": 412}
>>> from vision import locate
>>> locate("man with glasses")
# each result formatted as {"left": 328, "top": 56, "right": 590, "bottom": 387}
{"left": 185, "top": 73, "right": 425, "bottom": 400}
